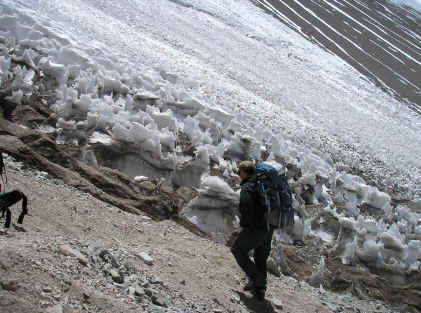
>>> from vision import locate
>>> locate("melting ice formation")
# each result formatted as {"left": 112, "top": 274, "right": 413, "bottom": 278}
{"left": 0, "top": 3, "right": 420, "bottom": 278}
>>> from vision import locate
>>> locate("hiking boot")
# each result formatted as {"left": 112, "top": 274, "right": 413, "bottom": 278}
{"left": 243, "top": 280, "right": 255, "bottom": 291}
{"left": 13, "top": 223, "right": 26, "bottom": 232}
{"left": 252, "top": 288, "right": 266, "bottom": 301}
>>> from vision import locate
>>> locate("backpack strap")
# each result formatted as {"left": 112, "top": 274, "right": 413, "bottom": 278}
{"left": 275, "top": 191, "right": 282, "bottom": 229}
{"left": 255, "top": 178, "right": 271, "bottom": 231}
{"left": 264, "top": 187, "right": 271, "bottom": 232}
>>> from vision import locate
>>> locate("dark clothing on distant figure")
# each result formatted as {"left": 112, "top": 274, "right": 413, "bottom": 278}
{"left": 0, "top": 190, "right": 28, "bottom": 228}
{"left": 237, "top": 175, "right": 265, "bottom": 229}
{"left": 231, "top": 175, "right": 274, "bottom": 291}
{"left": 232, "top": 226, "right": 274, "bottom": 289}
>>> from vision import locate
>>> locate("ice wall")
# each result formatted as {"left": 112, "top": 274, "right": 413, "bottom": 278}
{"left": 181, "top": 176, "right": 240, "bottom": 240}
{"left": 2, "top": 0, "right": 420, "bottom": 200}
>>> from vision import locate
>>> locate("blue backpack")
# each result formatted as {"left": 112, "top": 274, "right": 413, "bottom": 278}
{"left": 255, "top": 163, "right": 294, "bottom": 230}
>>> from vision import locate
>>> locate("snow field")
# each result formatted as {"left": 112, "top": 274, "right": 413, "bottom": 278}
{"left": 0, "top": 1, "right": 420, "bottom": 279}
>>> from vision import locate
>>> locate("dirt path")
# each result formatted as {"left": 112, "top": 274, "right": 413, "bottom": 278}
{"left": 0, "top": 167, "right": 397, "bottom": 313}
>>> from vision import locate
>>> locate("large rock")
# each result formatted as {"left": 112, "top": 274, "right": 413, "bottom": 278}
{"left": 59, "top": 245, "right": 88, "bottom": 266}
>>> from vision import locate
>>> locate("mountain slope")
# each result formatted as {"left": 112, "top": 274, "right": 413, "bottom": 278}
{"left": 253, "top": 0, "right": 421, "bottom": 108}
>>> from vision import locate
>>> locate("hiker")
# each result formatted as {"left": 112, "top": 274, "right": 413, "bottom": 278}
{"left": 0, "top": 189, "right": 28, "bottom": 230}
{"left": 231, "top": 161, "right": 274, "bottom": 301}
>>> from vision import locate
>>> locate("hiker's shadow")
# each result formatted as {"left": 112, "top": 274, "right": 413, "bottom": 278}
{"left": 235, "top": 291, "right": 277, "bottom": 313}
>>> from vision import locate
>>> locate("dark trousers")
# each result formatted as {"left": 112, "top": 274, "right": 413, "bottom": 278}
{"left": 0, "top": 190, "right": 28, "bottom": 228}
{"left": 231, "top": 226, "right": 274, "bottom": 289}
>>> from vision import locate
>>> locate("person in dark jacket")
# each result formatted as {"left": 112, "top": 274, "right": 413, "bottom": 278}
{"left": 231, "top": 161, "right": 274, "bottom": 301}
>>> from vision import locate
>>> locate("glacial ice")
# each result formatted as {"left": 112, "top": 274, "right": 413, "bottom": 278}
{"left": 172, "top": 148, "right": 210, "bottom": 188}
{"left": 181, "top": 176, "right": 240, "bottom": 236}
{"left": 307, "top": 256, "right": 329, "bottom": 288}
{"left": 0, "top": 56, "right": 10, "bottom": 85}
{"left": 38, "top": 57, "right": 66, "bottom": 85}
{"left": 5, "top": 89, "right": 23, "bottom": 105}
{"left": 0, "top": 0, "right": 420, "bottom": 281}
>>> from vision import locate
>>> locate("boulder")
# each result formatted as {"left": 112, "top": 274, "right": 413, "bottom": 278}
{"left": 59, "top": 245, "right": 88, "bottom": 266}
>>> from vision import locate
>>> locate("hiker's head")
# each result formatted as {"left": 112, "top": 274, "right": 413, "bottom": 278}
{"left": 238, "top": 161, "right": 255, "bottom": 182}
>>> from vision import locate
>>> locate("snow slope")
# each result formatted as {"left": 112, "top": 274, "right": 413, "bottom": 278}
{"left": 1, "top": 0, "right": 421, "bottom": 285}
{"left": 2, "top": 0, "right": 420, "bottom": 198}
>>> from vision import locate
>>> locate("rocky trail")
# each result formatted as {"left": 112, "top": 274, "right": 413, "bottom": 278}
{"left": 0, "top": 158, "right": 403, "bottom": 313}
